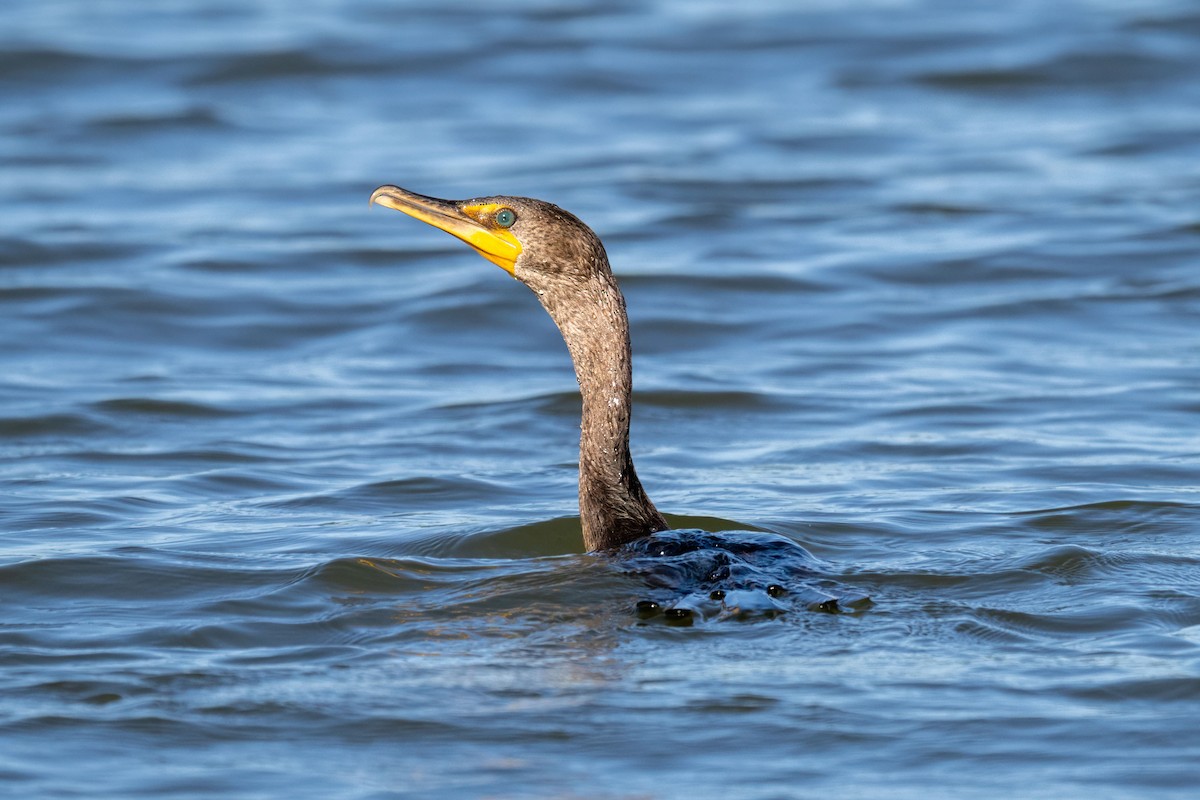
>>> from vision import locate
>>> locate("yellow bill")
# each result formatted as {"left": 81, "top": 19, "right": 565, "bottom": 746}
{"left": 370, "top": 185, "right": 522, "bottom": 274}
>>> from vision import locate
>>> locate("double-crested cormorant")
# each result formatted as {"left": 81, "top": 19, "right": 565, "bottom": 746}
{"left": 370, "top": 185, "right": 669, "bottom": 551}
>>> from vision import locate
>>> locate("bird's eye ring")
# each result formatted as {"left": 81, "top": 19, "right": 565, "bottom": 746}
{"left": 495, "top": 208, "right": 516, "bottom": 228}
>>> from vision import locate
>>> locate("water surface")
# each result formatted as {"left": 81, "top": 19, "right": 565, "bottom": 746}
{"left": 3, "top": 1, "right": 1200, "bottom": 797}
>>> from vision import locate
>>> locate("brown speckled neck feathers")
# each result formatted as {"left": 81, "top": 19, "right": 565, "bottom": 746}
{"left": 369, "top": 186, "right": 669, "bottom": 552}
{"left": 511, "top": 203, "right": 669, "bottom": 551}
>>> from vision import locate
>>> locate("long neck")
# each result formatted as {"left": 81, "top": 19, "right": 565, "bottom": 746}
{"left": 537, "top": 271, "right": 668, "bottom": 551}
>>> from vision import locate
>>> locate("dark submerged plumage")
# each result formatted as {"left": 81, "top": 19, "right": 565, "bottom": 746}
{"left": 623, "top": 530, "right": 868, "bottom": 625}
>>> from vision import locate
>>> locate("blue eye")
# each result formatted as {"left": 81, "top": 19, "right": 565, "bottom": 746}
{"left": 495, "top": 208, "right": 516, "bottom": 228}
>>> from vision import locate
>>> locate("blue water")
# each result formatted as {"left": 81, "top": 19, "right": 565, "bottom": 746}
{"left": 3, "top": 1, "right": 1200, "bottom": 797}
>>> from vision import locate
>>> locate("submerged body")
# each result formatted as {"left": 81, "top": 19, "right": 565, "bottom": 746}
{"left": 624, "top": 529, "right": 870, "bottom": 625}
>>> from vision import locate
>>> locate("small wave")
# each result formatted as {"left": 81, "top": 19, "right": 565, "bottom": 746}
{"left": 92, "top": 397, "right": 237, "bottom": 419}
{"left": 89, "top": 107, "right": 226, "bottom": 133}
{"left": 916, "top": 51, "right": 1185, "bottom": 94}
{"left": 0, "top": 411, "right": 112, "bottom": 439}
{"left": 260, "top": 475, "right": 514, "bottom": 513}
{"left": 186, "top": 50, "right": 375, "bottom": 85}
{"left": 0, "top": 239, "right": 147, "bottom": 269}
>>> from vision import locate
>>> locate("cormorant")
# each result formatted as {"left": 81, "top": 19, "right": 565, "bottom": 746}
{"left": 370, "top": 185, "right": 668, "bottom": 551}
{"left": 371, "top": 185, "right": 870, "bottom": 622}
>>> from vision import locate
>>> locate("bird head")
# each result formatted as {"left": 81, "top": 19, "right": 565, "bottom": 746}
{"left": 370, "top": 185, "right": 608, "bottom": 286}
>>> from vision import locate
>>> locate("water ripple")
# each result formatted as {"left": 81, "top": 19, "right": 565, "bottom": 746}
{"left": 4, "top": 0, "right": 1200, "bottom": 797}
